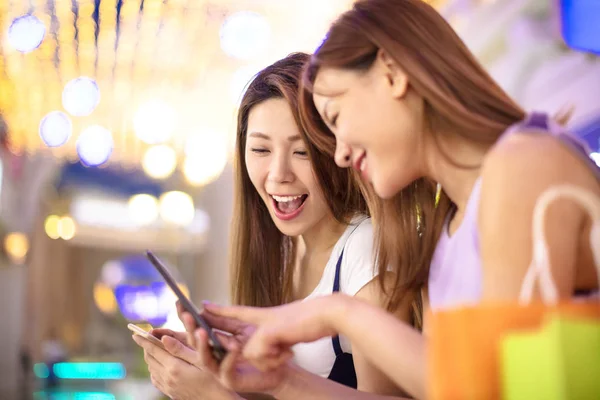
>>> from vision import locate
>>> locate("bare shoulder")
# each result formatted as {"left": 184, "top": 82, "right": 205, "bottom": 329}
{"left": 481, "top": 131, "right": 599, "bottom": 195}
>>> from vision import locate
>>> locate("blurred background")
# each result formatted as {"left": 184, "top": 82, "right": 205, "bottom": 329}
{"left": 0, "top": 0, "right": 598, "bottom": 398}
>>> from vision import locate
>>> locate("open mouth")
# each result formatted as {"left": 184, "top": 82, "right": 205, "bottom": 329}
{"left": 271, "top": 194, "right": 308, "bottom": 216}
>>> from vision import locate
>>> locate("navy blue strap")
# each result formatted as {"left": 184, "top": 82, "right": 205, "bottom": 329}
{"left": 332, "top": 250, "right": 344, "bottom": 356}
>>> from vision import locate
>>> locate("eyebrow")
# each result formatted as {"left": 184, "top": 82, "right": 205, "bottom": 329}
{"left": 248, "top": 132, "right": 302, "bottom": 142}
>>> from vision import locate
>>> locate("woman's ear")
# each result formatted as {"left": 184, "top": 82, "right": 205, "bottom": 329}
{"left": 376, "top": 49, "right": 409, "bottom": 99}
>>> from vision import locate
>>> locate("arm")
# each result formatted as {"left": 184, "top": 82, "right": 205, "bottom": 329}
{"left": 207, "top": 295, "right": 427, "bottom": 400}
{"left": 479, "top": 133, "right": 600, "bottom": 301}
{"left": 352, "top": 274, "right": 415, "bottom": 396}
{"left": 273, "top": 363, "right": 413, "bottom": 400}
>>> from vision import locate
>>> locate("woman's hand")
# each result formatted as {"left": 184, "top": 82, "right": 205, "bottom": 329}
{"left": 132, "top": 333, "right": 239, "bottom": 400}
{"left": 203, "top": 294, "right": 349, "bottom": 372}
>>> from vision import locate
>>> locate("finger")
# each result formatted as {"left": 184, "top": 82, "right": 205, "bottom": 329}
{"left": 150, "top": 373, "right": 168, "bottom": 396}
{"left": 214, "top": 331, "right": 238, "bottom": 350}
{"left": 176, "top": 300, "right": 184, "bottom": 319}
{"left": 132, "top": 334, "right": 173, "bottom": 367}
{"left": 201, "top": 309, "right": 246, "bottom": 334}
{"left": 161, "top": 335, "right": 199, "bottom": 365}
{"left": 181, "top": 312, "right": 197, "bottom": 347}
{"left": 151, "top": 328, "right": 188, "bottom": 344}
{"left": 219, "top": 342, "right": 242, "bottom": 389}
{"left": 193, "top": 329, "right": 219, "bottom": 373}
{"left": 203, "top": 303, "right": 266, "bottom": 325}
{"left": 255, "top": 349, "right": 294, "bottom": 371}
{"left": 242, "top": 329, "right": 293, "bottom": 371}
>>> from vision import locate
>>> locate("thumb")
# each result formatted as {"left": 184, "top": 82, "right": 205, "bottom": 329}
{"left": 203, "top": 302, "right": 266, "bottom": 325}
{"left": 162, "top": 335, "right": 198, "bottom": 365}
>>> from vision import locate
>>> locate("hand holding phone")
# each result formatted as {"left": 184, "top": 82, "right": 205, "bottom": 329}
{"left": 145, "top": 250, "right": 227, "bottom": 362}
{"left": 128, "top": 323, "right": 165, "bottom": 350}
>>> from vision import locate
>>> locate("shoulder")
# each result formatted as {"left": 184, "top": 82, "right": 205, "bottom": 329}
{"left": 343, "top": 217, "right": 375, "bottom": 256}
{"left": 339, "top": 217, "right": 379, "bottom": 297}
{"left": 482, "top": 131, "right": 596, "bottom": 187}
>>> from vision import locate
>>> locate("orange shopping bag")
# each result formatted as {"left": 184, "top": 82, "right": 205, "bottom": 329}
{"left": 428, "top": 184, "right": 600, "bottom": 400}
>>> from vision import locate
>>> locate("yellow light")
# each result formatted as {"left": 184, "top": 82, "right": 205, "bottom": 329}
{"left": 58, "top": 216, "right": 76, "bottom": 240}
{"left": 4, "top": 232, "right": 29, "bottom": 264}
{"left": 159, "top": 191, "right": 195, "bottom": 226}
{"left": 142, "top": 145, "right": 177, "bottom": 180}
{"left": 93, "top": 282, "right": 117, "bottom": 315}
{"left": 183, "top": 156, "right": 226, "bottom": 186}
{"left": 45, "top": 215, "right": 60, "bottom": 239}
{"left": 183, "top": 133, "right": 228, "bottom": 186}
{"left": 133, "top": 99, "right": 176, "bottom": 145}
{"left": 127, "top": 194, "right": 159, "bottom": 226}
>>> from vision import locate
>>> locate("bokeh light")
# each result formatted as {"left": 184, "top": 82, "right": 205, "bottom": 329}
{"left": 142, "top": 145, "right": 177, "bottom": 179}
{"left": 159, "top": 191, "right": 195, "bottom": 226}
{"left": 133, "top": 99, "right": 176, "bottom": 145}
{"left": 183, "top": 132, "right": 228, "bottom": 186}
{"left": 58, "top": 216, "right": 76, "bottom": 240}
{"left": 101, "top": 260, "right": 126, "bottom": 288}
{"left": 127, "top": 194, "right": 159, "bottom": 226}
{"left": 44, "top": 215, "right": 60, "bottom": 239}
{"left": 76, "top": 125, "right": 114, "bottom": 167}
{"left": 220, "top": 11, "right": 271, "bottom": 60}
{"left": 93, "top": 282, "right": 118, "bottom": 315}
{"left": 4, "top": 232, "right": 29, "bottom": 264}
{"left": 39, "top": 111, "right": 72, "bottom": 147}
{"left": 62, "top": 77, "right": 101, "bottom": 117}
{"left": 8, "top": 15, "right": 46, "bottom": 53}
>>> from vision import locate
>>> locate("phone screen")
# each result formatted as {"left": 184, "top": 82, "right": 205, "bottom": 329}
{"left": 145, "top": 250, "right": 227, "bottom": 361}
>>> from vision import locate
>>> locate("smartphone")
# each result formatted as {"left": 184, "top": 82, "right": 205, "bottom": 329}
{"left": 145, "top": 250, "right": 227, "bottom": 361}
{"left": 128, "top": 323, "right": 165, "bottom": 350}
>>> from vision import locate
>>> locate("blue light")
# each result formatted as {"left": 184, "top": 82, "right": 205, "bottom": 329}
{"left": 34, "top": 391, "right": 118, "bottom": 400}
{"left": 76, "top": 125, "right": 114, "bottom": 167}
{"left": 114, "top": 282, "right": 170, "bottom": 326}
{"left": 62, "top": 77, "right": 101, "bottom": 117}
{"left": 220, "top": 11, "right": 271, "bottom": 60}
{"left": 33, "top": 363, "right": 50, "bottom": 379}
{"left": 52, "top": 362, "right": 126, "bottom": 380}
{"left": 8, "top": 15, "right": 46, "bottom": 53}
{"left": 39, "top": 111, "right": 72, "bottom": 147}
{"left": 560, "top": 0, "right": 600, "bottom": 54}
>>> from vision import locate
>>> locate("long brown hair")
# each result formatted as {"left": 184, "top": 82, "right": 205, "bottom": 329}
{"left": 230, "top": 52, "right": 368, "bottom": 308}
{"left": 299, "top": 0, "right": 525, "bottom": 315}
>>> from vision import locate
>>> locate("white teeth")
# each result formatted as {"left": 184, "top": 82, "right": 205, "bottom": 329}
{"left": 359, "top": 157, "right": 366, "bottom": 172}
{"left": 272, "top": 195, "right": 304, "bottom": 202}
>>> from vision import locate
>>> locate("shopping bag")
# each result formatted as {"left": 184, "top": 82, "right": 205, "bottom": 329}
{"left": 502, "top": 314, "right": 600, "bottom": 400}
{"left": 428, "top": 184, "right": 600, "bottom": 400}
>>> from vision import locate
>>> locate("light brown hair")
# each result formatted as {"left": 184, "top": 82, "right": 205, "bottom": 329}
{"left": 230, "top": 52, "right": 368, "bottom": 308}
{"left": 299, "top": 0, "right": 525, "bottom": 317}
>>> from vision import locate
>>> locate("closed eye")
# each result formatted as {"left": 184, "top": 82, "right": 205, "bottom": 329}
{"left": 250, "top": 148, "right": 269, "bottom": 154}
{"left": 330, "top": 114, "right": 338, "bottom": 128}
{"left": 294, "top": 150, "right": 308, "bottom": 157}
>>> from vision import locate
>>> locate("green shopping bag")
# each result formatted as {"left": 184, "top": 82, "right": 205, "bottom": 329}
{"left": 502, "top": 315, "right": 600, "bottom": 400}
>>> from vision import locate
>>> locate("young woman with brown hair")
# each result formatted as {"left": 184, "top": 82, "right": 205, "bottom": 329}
{"left": 133, "top": 52, "right": 420, "bottom": 399}
{"left": 204, "top": 1, "right": 600, "bottom": 398}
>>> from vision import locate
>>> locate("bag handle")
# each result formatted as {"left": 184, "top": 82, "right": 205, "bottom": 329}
{"left": 519, "top": 184, "right": 600, "bottom": 305}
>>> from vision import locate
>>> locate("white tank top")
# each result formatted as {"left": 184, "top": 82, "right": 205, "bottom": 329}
{"left": 291, "top": 216, "right": 379, "bottom": 378}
